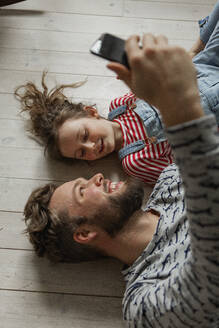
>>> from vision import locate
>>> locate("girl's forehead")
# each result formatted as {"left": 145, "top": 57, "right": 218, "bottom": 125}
{"left": 64, "top": 115, "right": 97, "bottom": 127}
{"left": 58, "top": 115, "right": 99, "bottom": 144}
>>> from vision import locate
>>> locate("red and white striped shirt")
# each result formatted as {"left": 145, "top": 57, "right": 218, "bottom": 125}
{"left": 109, "top": 93, "right": 173, "bottom": 185}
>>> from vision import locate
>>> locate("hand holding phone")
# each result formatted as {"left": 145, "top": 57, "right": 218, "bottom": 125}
{"left": 90, "top": 33, "right": 130, "bottom": 68}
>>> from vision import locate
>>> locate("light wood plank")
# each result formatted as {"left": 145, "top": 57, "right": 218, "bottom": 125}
{"left": 124, "top": 1, "right": 213, "bottom": 20}
{"left": 0, "top": 147, "right": 87, "bottom": 181}
{"left": 0, "top": 93, "right": 111, "bottom": 120}
{"left": 0, "top": 70, "right": 129, "bottom": 101}
{"left": 0, "top": 211, "right": 29, "bottom": 249}
{"left": 170, "top": 39, "right": 194, "bottom": 50}
{"left": 0, "top": 147, "right": 125, "bottom": 181}
{"left": 0, "top": 28, "right": 99, "bottom": 53}
{"left": 0, "top": 11, "right": 199, "bottom": 38}
{"left": 0, "top": 119, "right": 42, "bottom": 149}
{"left": 0, "top": 249, "right": 124, "bottom": 296}
{"left": 129, "top": 0, "right": 216, "bottom": 4}
{"left": 0, "top": 178, "right": 48, "bottom": 212}
{"left": 0, "top": 48, "right": 113, "bottom": 77}
{"left": 0, "top": 28, "right": 196, "bottom": 54}
{"left": 6, "top": 0, "right": 123, "bottom": 17}
{"left": 0, "top": 94, "right": 20, "bottom": 119}
{"left": 0, "top": 290, "right": 125, "bottom": 328}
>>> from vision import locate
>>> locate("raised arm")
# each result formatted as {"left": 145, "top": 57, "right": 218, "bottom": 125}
{"left": 109, "top": 32, "right": 219, "bottom": 326}
{"left": 108, "top": 34, "right": 204, "bottom": 127}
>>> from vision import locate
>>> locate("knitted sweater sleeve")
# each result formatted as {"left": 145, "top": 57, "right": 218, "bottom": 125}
{"left": 166, "top": 114, "right": 219, "bottom": 302}
{"left": 123, "top": 115, "right": 219, "bottom": 328}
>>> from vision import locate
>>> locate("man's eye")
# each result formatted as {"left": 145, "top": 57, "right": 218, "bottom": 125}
{"left": 79, "top": 187, "right": 84, "bottom": 196}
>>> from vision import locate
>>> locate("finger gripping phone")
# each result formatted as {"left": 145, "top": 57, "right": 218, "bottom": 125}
{"left": 90, "top": 33, "right": 129, "bottom": 68}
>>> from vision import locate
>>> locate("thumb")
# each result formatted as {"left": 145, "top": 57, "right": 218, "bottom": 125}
{"left": 107, "top": 62, "right": 132, "bottom": 87}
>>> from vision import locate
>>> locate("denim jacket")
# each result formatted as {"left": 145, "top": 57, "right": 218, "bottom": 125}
{"left": 108, "top": 99, "right": 166, "bottom": 160}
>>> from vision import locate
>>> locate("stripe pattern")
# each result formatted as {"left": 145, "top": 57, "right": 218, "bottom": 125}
{"left": 109, "top": 93, "right": 173, "bottom": 185}
{"left": 122, "top": 115, "right": 219, "bottom": 327}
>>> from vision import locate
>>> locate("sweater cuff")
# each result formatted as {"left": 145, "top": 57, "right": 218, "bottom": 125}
{"left": 165, "top": 114, "right": 218, "bottom": 163}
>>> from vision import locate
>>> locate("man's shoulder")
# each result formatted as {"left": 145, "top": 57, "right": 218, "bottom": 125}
{"left": 141, "top": 164, "right": 182, "bottom": 210}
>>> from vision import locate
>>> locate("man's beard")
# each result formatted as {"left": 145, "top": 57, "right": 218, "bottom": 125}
{"left": 89, "top": 178, "right": 144, "bottom": 237}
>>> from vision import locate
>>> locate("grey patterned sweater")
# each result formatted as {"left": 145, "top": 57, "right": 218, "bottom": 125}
{"left": 122, "top": 115, "right": 219, "bottom": 328}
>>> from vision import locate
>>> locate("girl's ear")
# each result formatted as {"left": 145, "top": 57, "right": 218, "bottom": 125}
{"left": 83, "top": 106, "right": 100, "bottom": 118}
{"left": 73, "top": 226, "right": 97, "bottom": 244}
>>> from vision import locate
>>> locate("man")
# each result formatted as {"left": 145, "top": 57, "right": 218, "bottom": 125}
{"left": 24, "top": 176, "right": 146, "bottom": 263}
{"left": 24, "top": 3, "right": 219, "bottom": 327}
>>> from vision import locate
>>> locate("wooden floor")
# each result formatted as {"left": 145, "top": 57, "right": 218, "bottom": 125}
{"left": 0, "top": 0, "right": 215, "bottom": 327}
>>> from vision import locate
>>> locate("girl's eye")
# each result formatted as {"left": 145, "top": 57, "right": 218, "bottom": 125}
{"left": 83, "top": 129, "right": 88, "bottom": 142}
{"left": 79, "top": 149, "right": 85, "bottom": 159}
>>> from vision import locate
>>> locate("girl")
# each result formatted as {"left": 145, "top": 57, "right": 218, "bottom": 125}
{"left": 15, "top": 72, "right": 173, "bottom": 185}
{"left": 15, "top": 9, "right": 219, "bottom": 185}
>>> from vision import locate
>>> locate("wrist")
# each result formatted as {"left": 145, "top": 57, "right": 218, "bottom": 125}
{"left": 160, "top": 93, "right": 204, "bottom": 128}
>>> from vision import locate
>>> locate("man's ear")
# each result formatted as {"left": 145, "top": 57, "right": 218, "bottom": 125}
{"left": 83, "top": 106, "right": 99, "bottom": 118}
{"left": 73, "top": 226, "right": 97, "bottom": 244}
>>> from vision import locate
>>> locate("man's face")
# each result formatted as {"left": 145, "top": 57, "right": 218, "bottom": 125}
{"left": 49, "top": 173, "right": 144, "bottom": 236}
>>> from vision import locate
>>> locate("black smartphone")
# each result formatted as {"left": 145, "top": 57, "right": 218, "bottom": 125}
{"left": 90, "top": 33, "right": 129, "bottom": 68}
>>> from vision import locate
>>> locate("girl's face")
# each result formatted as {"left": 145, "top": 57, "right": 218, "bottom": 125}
{"left": 58, "top": 107, "right": 122, "bottom": 161}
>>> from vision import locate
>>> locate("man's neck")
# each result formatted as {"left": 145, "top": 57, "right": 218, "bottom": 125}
{"left": 105, "top": 209, "right": 160, "bottom": 266}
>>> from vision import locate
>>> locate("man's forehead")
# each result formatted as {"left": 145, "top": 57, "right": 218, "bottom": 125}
{"left": 49, "top": 180, "right": 75, "bottom": 212}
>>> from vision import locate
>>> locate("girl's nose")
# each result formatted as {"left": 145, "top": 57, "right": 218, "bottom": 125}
{"left": 85, "top": 140, "right": 96, "bottom": 152}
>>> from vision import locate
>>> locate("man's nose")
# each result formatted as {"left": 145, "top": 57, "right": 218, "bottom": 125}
{"left": 89, "top": 173, "right": 104, "bottom": 187}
